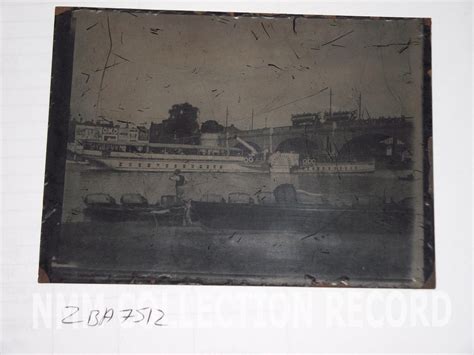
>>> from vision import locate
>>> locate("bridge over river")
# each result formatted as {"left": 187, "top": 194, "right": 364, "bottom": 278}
{"left": 222, "top": 117, "right": 414, "bottom": 161}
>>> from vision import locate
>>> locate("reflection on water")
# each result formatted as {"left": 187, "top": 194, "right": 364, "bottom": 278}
{"left": 62, "top": 162, "right": 414, "bottom": 223}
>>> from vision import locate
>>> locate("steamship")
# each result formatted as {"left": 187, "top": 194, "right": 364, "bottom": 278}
{"left": 70, "top": 139, "right": 375, "bottom": 175}
{"left": 71, "top": 139, "right": 267, "bottom": 173}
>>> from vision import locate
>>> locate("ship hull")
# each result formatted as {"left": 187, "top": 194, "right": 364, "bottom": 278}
{"left": 293, "top": 161, "right": 376, "bottom": 174}
{"left": 81, "top": 152, "right": 267, "bottom": 174}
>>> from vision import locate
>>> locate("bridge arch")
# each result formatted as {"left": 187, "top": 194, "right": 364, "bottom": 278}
{"left": 274, "top": 137, "right": 319, "bottom": 156}
{"left": 338, "top": 133, "right": 411, "bottom": 165}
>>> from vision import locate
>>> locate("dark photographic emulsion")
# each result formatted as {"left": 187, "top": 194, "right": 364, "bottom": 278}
{"left": 39, "top": 7, "right": 434, "bottom": 287}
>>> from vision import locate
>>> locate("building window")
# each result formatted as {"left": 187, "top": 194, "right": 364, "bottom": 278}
{"left": 191, "top": 164, "right": 194, "bottom": 168}
{"left": 220, "top": 165, "right": 223, "bottom": 169}
{"left": 183, "top": 164, "right": 186, "bottom": 168}
{"left": 147, "top": 163, "right": 151, "bottom": 168}
{"left": 119, "top": 162, "right": 123, "bottom": 167}
{"left": 174, "top": 164, "right": 177, "bottom": 168}
{"left": 199, "top": 165, "right": 202, "bottom": 169}
{"left": 129, "top": 162, "right": 132, "bottom": 167}
{"left": 166, "top": 164, "right": 169, "bottom": 168}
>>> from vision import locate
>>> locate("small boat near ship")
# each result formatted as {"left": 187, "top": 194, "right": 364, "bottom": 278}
{"left": 83, "top": 193, "right": 184, "bottom": 224}
{"left": 82, "top": 185, "right": 413, "bottom": 233}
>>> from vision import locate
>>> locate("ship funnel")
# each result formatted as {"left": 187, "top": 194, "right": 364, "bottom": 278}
{"left": 235, "top": 136, "right": 258, "bottom": 155}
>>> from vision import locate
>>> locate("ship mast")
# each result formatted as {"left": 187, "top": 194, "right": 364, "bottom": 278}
{"left": 225, "top": 106, "right": 229, "bottom": 155}
{"left": 329, "top": 88, "right": 332, "bottom": 120}
{"left": 358, "top": 91, "right": 362, "bottom": 120}
{"left": 251, "top": 108, "right": 254, "bottom": 130}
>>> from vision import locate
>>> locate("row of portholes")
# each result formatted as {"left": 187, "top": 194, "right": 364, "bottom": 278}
{"left": 117, "top": 161, "right": 224, "bottom": 170}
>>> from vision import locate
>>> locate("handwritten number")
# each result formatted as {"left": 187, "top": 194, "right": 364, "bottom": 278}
{"left": 120, "top": 309, "right": 134, "bottom": 323}
{"left": 61, "top": 306, "right": 165, "bottom": 326}
{"left": 134, "top": 307, "right": 149, "bottom": 323}
{"left": 154, "top": 309, "right": 165, "bottom": 326}
{"left": 146, "top": 308, "right": 153, "bottom": 324}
